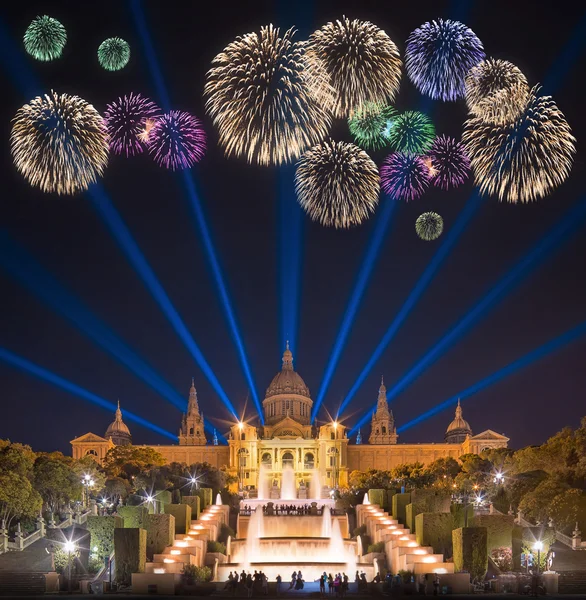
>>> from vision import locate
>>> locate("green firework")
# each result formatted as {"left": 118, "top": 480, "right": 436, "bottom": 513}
{"left": 348, "top": 102, "right": 397, "bottom": 150}
{"left": 24, "top": 15, "right": 67, "bottom": 61}
{"left": 388, "top": 110, "right": 435, "bottom": 155}
{"left": 415, "top": 212, "right": 443, "bottom": 241}
{"left": 98, "top": 37, "right": 130, "bottom": 71}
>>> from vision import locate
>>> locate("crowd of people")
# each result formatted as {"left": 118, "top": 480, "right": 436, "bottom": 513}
{"left": 223, "top": 570, "right": 269, "bottom": 597}
{"left": 239, "top": 503, "right": 333, "bottom": 516}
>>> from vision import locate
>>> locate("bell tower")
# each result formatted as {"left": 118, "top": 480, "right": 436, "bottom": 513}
{"left": 179, "top": 379, "right": 207, "bottom": 446}
{"left": 369, "top": 377, "right": 398, "bottom": 444}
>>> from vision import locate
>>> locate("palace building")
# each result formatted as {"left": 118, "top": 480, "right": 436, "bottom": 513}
{"left": 71, "top": 345, "right": 509, "bottom": 492}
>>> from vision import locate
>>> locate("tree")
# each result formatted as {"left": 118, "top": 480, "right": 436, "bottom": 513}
{"left": 0, "top": 471, "right": 42, "bottom": 528}
{"left": 103, "top": 445, "right": 165, "bottom": 479}
{"left": 33, "top": 455, "right": 82, "bottom": 513}
{"left": 349, "top": 469, "right": 393, "bottom": 490}
{"left": 391, "top": 462, "right": 432, "bottom": 488}
{"left": 426, "top": 457, "right": 461, "bottom": 485}
{"left": 0, "top": 442, "right": 36, "bottom": 479}
{"left": 72, "top": 455, "right": 106, "bottom": 493}
{"left": 104, "top": 477, "right": 131, "bottom": 503}
{"left": 519, "top": 478, "right": 569, "bottom": 523}
{"left": 550, "top": 488, "right": 586, "bottom": 534}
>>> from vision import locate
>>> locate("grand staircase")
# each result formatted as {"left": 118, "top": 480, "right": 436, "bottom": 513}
{"left": 0, "top": 572, "right": 46, "bottom": 595}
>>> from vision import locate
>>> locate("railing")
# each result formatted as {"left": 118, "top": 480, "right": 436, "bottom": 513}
{"left": 556, "top": 531, "right": 574, "bottom": 548}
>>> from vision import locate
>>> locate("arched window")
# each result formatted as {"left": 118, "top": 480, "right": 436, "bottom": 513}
{"left": 240, "top": 433, "right": 246, "bottom": 441}
{"left": 282, "top": 452, "right": 294, "bottom": 468}
{"left": 376, "top": 428, "right": 379, "bottom": 435}
{"left": 189, "top": 427, "right": 194, "bottom": 435}
{"left": 85, "top": 449, "right": 98, "bottom": 456}
{"left": 304, "top": 453, "right": 315, "bottom": 469}
{"left": 331, "top": 432, "right": 335, "bottom": 440}
{"left": 382, "top": 426, "right": 386, "bottom": 434}
{"left": 261, "top": 453, "right": 272, "bottom": 466}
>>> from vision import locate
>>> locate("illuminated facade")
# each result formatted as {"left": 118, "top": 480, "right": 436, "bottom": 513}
{"left": 71, "top": 346, "right": 509, "bottom": 494}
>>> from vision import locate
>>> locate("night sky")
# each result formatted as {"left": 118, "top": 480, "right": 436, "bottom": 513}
{"left": 1, "top": 1, "right": 585, "bottom": 454}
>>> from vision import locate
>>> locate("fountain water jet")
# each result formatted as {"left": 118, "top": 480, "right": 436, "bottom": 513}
{"left": 281, "top": 465, "right": 296, "bottom": 500}
{"left": 258, "top": 465, "right": 269, "bottom": 500}
{"left": 363, "top": 492, "right": 370, "bottom": 505}
{"left": 215, "top": 493, "right": 223, "bottom": 505}
{"left": 329, "top": 514, "right": 345, "bottom": 560}
{"left": 321, "top": 506, "right": 332, "bottom": 538}
{"left": 311, "top": 470, "right": 322, "bottom": 499}
{"left": 245, "top": 506, "right": 265, "bottom": 564}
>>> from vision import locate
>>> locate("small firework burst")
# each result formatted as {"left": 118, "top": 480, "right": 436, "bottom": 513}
{"left": 465, "top": 59, "right": 530, "bottom": 125}
{"left": 416, "top": 212, "right": 444, "bottom": 240}
{"left": 388, "top": 111, "right": 435, "bottom": 155}
{"left": 380, "top": 152, "right": 431, "bottom": 201}
{"left": 426, "top": 135, "right": 471, "bottom": 190}
{"left": 295, "top": 139, "right": 379, "bottom": 228}
{"left": 406, "top": 19, "right": 485, "bottom": 101}
{"left": 348, "top": 102, "right": 397, "bottom": 150}
{"left": 24, "top": 15, "right": 67, "bottom": 61}
{"left": 10, "top": 91, "right": 109, "bottom": 195}
{"left": 98, "top": 37, "right": 130, "bottom": 71}
{"left": 205, "top": 25, "right": 332, "bottom": 165}
{"left": 463, "top": 86, "right": 576, "bottom": 203}
{"left": 148, "top": 110, "right": 206, "bottom": 170}
{"left": 104, "top": 93, "right": 161, "bottom": 157}
{"left": 307, "top": 16, "right": 402, "bottom": 118}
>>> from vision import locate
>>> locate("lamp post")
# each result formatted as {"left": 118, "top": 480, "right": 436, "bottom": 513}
{"left": 64, "top": 540, "right": 76, "bottom": 594}
{"left": 82, "top": 474, "right": 95, "bottom": 508}
{"left": 534, "top": 540, "right": 543, "bottom": 575}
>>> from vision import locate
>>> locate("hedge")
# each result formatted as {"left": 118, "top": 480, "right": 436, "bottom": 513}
{"left": 144, "top": 513, "right": 175, "bottom": 558}
{"left": 86, "top": 515, "right": 124, "bottom": 561}
{"left": 194, "top": 488, "right": 213, "bottom": 511}
{"left": 406, "top": 504, "right": 414, "bottom": 533}
{"left": 472, "top": 514, "right": 515, "bottom": 552}
{"left": 450, "top": 503, "right": 475, "bottom": 529}
{"left": 392, "top": 493, "right": 411, "bottom": 525}
{"left": 207, "top": 540, "right": 226, "bottom": 554}
{"left": 182, "top": 496, "right": 201, "bottom": 520}
{"left": 410, "top": 489, "right": 451, "bottom": 516}
{"left": 164, "top": 503, "right": 192, "bottom": 535}
{"left": 155, "top": 490, "right": 172, "bottom": 513}
{"left": 386, "top": 489, "right": 397, "bottom": 512}
{"left": 415, "top": 512, "right": 454, "bottom": 558}
{"left": 368, "top": 489, "right": 385, "bottom": 508}
{"left": 114, "top": 528, "right": 146, "bottom": 585}
{"left": 453, "top": 527, "right": 488, "bottom": 582}
{"left": 118, "top": 506, "right": 149, "bottom": 529}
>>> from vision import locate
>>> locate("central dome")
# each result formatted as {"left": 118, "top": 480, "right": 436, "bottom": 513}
{"left": 265, "top": 344, "right": 311, "bottom": 399}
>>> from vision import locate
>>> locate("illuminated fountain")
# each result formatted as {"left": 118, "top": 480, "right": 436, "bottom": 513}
{"left": 215, "top": 493, "right": 222, "bottom": 505}
{"left": 258, "top": 464, "right": 269, "bottom": 500}
{"left": 321, "top": 506, "right": 332, "bottom": 537}
{"left": 281, "top": 465, "right": 296, "bottom": 500}
{"left": 312, "top": 470, "right": 322, "bottom": 499}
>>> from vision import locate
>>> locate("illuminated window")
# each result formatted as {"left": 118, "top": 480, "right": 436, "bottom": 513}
{"left": 86, "top": 449, "right": 98, "bottom": 456}
{"left": 189, "top": 427, "right": 194, "bottom": 435}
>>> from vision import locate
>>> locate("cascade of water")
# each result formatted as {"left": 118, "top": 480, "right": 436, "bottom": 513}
{"left": 245, "top": 506, "right": 265, "bottom": 562}
{"left": 281, "top": 465, "right": 296, "bottom": 500}
{"left": 329, "top": 516, "right": 345, "bottom": 560}
{"left": 258, "top": 465, "right": 269, "bottom": 500}
{"left": 363, "top": 492, "right": 370, "bottom": 505}
{"left": 215, "top": 493, "right": 223, "bottom": 505}
{"left": 321, "top": 505, "right": 332, "bottom": 538}
{"left": 311, "top": 470, "right": 321, "bottom": 500}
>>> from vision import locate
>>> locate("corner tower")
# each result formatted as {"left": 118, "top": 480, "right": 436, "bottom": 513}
{"left": 369, "top": 378, "right": 398, "bottom": 444}
{"left": 179, "top": 379, "right": 207, "bottom": 445}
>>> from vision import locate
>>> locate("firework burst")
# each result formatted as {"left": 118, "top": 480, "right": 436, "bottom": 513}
{"left": 348, "top": 102, "right": 397, "bottom": 150}
{"left": 104, "top": 93, "right": 161, "bottom": 157}
{"left": 295, "top": 139, "right": 379, "bottom": 228}
{"left": 380, "top": 152, "right": 430, "bottom": 201}
{"left": 416, "top": 212, "right": 444, "bottom": 240}
{"left": 204, "top": 25, "right": 332, "bottom": 166}
{"left": 406, "top": 19, "right": 484, "bottom": 101}
{"left": 307, "top": 17, "right": 402, "bottom": 118}
{"left": 463, "top": 86, "right": 576, "bottom": 203}
{"left": 10, "top": 91, "right": 108, "bottom": 195}
{"left": 24, "top": 15, "right": 66, "bottom": 61}
{"left": 465, "top": 59, "right": 530, "bottom": 125}
{"left": 426, "top": 135, "right": 471, "bottom": 190}
{"left": 148, "top": 110, "right": 206, "bottom": 170}
{"left": 98, "top": 37, "right": 130, "bottom": 71}
{"left": 388, "top": 111, "right": 435, "bottom": 155}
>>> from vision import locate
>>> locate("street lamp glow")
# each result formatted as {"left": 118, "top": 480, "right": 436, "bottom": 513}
{"left": 533, "top": 540, "right": 544, "bottom": 551}
{"left": 63, "top": 541, "right": 76, "bottom": 553}
{"left": 333, "top": 421, "right": 338, "bottom": 430}
{"left": 146, "top": 495, "right": 154, "bottom": 503}
{"left": 494, "top": 472, "right": 504, "bottom": 483}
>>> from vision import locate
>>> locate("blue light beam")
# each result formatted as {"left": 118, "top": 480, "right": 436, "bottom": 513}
{"left": 396, "top": 319, "right": 586, "bottom": 433}
{"left": 130, "top": 0, "right": 263, "bottom": 422}
{"left": 0, "top": 347, "right": 177, "bottom": 440}
{"left": 312, "top": 199, "right": 398, "bottom": 421}
{"left": 0, "top": 230, "right": 187, "bottom": 410}
{"left": 339, "top": 190, "right": 484, "bottom": 415}
{"left": 386, "top": 194, "right": 586, "bottom": 403}
{"left": 89, "top": 185, "right": 238, "bottom": 420}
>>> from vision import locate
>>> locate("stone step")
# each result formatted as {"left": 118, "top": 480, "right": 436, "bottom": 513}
{"left": 153, "top": 552, "right": 198, "bottom": 566}
{"left": 413, "top": 562, "right": 455, "bottom": 575}
{"left": 0, "top": 572, "right": 46, "bottom": 596}
{"left": 146, "top": 561, "right": 185, "bottom": 574}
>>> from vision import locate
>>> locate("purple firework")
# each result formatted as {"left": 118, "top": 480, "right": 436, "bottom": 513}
{"left": 148, "top": 111, "right": 206, "bottom": 170}
{"left": 104, "top": 93, "right": 161, "bottom": 157}
{"left": 426, "top": 135, "right": 471, "bottom": 190}
{"left": 380, "top": 152, "right": 431, "bottom": 201}
{"left": 406, "top": 19, "right": 485, "bottom": 101}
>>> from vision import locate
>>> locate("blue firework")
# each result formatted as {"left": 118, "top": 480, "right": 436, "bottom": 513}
{"left": 406, "top": 19, "right": 485, "bottom": 101}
